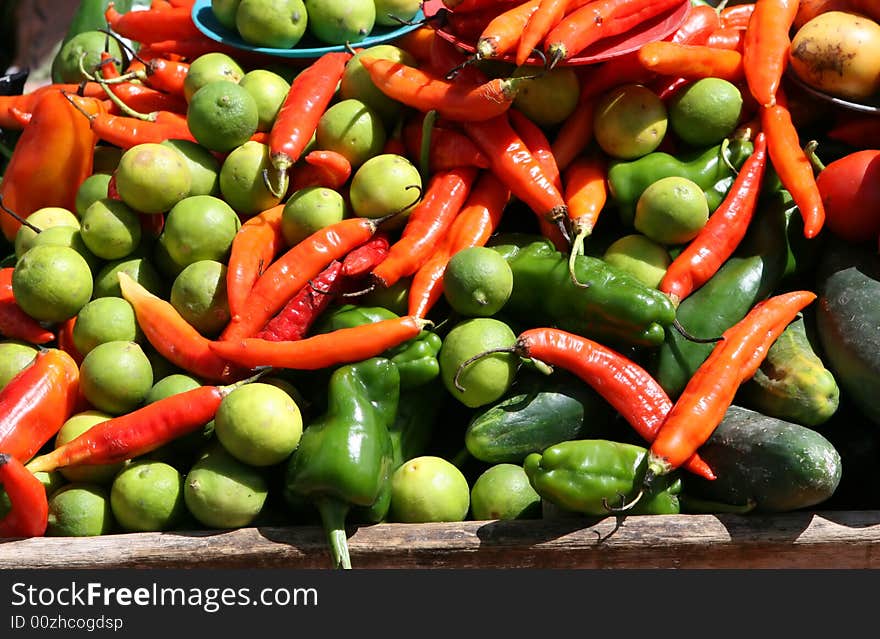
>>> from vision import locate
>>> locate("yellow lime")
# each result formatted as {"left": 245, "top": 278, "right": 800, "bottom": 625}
{"left": 594, "top": 84, "right": 668, "bottom": 160}
{"left": 183, "top": 52, "right": 245, "bottom": 102}
{"left": 470, "top": 463, "right": 541, "bottom": 520}
{"left": 115, "top": 143, "right": 192, "bottom": 214}
{"left": 389, "top": 456, "right": 470, "bottom": 523}
{"left": 634, "top": 176, "right": 709, "bottom": 245}
{"left": 305, "top": 0, "right": 375, "bottom": 45}
{"left": 160, "top": 195, "right": 241, "bottom": 272}
{"left": 52, "top": 31, "right": 122, "bottom": 84}
{"left": 75, "top": 173, "right": 112, "bottom": 217}
{"left": 603, "top": 234, "right": 671, "bottom": 288}
{"left": 511, "top": 66, "right": 581, "bottom": 127}
{"left": 236, "top": 0, "right": 309, "bottom": 49}
{"left": 14, "top": 207, "right": 79, "bottom": 260}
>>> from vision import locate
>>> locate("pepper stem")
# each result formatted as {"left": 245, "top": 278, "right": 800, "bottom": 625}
{"left": 567, "top": 227, "right": 591, "bottom": 289}
{"left": 261, "top": 167, "right": 289, "bottom": 199}
{"left": 672, "top": 318, "right": 724, "bottom": 344}
{"left": 0, "top": 194, "right": 42, "bottom": 233}
{"left": 453, "top": 345, "right": 518, "bottom": 392}
{"left": 804, "top": 140, "right": 825, "bottom": 174}
{"left": 316, "top": 498, "right": 352, "bottom": 570}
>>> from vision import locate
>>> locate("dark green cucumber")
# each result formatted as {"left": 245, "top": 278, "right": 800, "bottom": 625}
{"left": 681, "top": 405, "right": 842, "bottom": 513}
{"left": 815, "top": 237, "right": 880, "bottom": 427}
{"left": 738, "top": 314, "right": 839, "bottom": 427}
{"left": 464, "top": 370, "right": 619, "bottom": 464}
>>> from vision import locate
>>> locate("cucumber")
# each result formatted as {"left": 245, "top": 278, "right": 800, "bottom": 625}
{"left": 464, "top": 370, "right": 619, "bottom": 464}
{"left": 815, "top": 237, "right": 880, "bottom": 427}
{"left": 681, "top": 405, "right": 842, "bottom": 513}
{"left": 737, "top": 314, "right": 839, "bottom": 427}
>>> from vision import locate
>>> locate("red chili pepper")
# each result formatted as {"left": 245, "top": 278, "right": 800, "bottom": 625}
{"left": 341, "top": 233, "right": 391, "bottom": 279}
{"left": 638, "top": 41, "right": 744, "bottom": 83}
{"left": 290, "top": 150, "right": 353, "bottom": 193}
{"left": 720, "top": 2, "right": 755, "bottom": 29}
{"left": 56, "top": 317, "right": 84, "bottom": 367}
{"left": 652, "top": 75, "right": 691, "bottom": 102}
{"left": 402, "top": 114, "right": 491, "bottom": 172}
{"left": 408, "top": 172, "right": 510, "bottom": 318}
{"left": 0, "top": 89, "right": 99, "bottom": 242}
{"left": 357, "top": 55, "right": 528, "bottom": 122}
{"left": 516, "top": 0, "right": 578, "bottom": 66}
{"left": 221, "top": 216, "right": 387, "bottom": 341}
{"left": 140, "top": 210, "right": 166, "bottom": 239}
{"left": 761, "top": 90, "right": 825, "bottom": 239}
{"left": 0, "top": 454, "right": 48, "bottom": 538}
{"left": 371, "top": 167, "right": 479, "bottom": 289}
{"left": 742, "top": 0, "right": 799, "bottom": 108}
{"left": 660, "top": 132, "right": 768, "bottom": 305}
{"left": 256, "top": 260, "right": 343, "bottom": 342}
{"left": 65, "top": 93, "right": 194, "bottom": 148}
{"left": 211, "top": 316, "right": 429, "bottom": 370}
{"left": 267, "top": 52, "right": 351, "bottom": 193}
{"left": 474, "top": 0, "right": 541, "bottom": 60}
{"left": 0, "top": 268, "right": 55, "bottom": 345}
{"left": 105, "top": 2, "right": 201, "bottom": 44}
{"left": 395, "top": 26, "right": 437, "bottom": 66}
{"left": 118, "top": 272, "right": 246, "bottom": 383}
{"left": 142, "top": 57, "right": 190, "bottom": 97}
{"left": 706, "top": 26, "right": 746, "bottom": 52}
{"left": 545, "top": 0, "right": 683, "bottom": 67}
{"left": 0, "top": 82, "right": 107, "bottom": 130}
{"left": 0, "top": 349, "right": 80, "bottom": 464}
{"left": 462, "top": 114, "right": 569, "bottom": 241}
{"left": 672, "top": 3, "right": 722, "bottom": 45}
{"left": 644, "top": 290, "right": 817, "bottom": 481}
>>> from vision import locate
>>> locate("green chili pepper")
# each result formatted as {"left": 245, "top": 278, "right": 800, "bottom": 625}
{"left": 523, "top": 439, "right": 682, "bottom": 516}
{"left": 314, "top": 305, "right": 441, "bottom": 389}
{"left": 607, "top": 137, "right": 755, "bottom": 227}
{"left": 284, "top": 358, "right": 399, "bottom": 569}
{"left": 490, "top": 237, "right": 676, "bottom": 347}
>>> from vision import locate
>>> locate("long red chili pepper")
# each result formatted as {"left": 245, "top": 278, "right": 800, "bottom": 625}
{"left": 706, "top": 27, "right": 746, "bottom": 52}
{"left": 742, "top": 0, "right": 798, "bottom": 108}
{"left": 761, "top": 90, "right": 825, "bottom": 239}
{"left": 141, "top": 57, "right": 190, "bottom": 97}
{"left": 256, "top": 260, "right": 343, "bottom": 342}
{"left": 474, "top": 0, "right": 541, "bottom": 60}
{"left": 118, "top": 273, "right": 246, "bottom": 383}
{"left": 222, "top": 216, "right": 388, "bottom": 341}
{"left": 105, "top": 2, "right": 201, "bottom": 44}
{"left": 25, "top": 377, "right": 261, "bottom": 474}
{"left": 0, "top": 349, "right": 80, "bottom": 464}
{"left": 408, "top": 172, "right": 510, "bottom": 318}
{"left": 56, "top": 317, "right": 84, "bottom": 367}
{"left": 721, "top": 3, "right": 755, "bottom": 29}
{"left": 371, "top": 167, "right": 479, "bottom": 289}
{"left": 643, "top": 290, "right": 817, "bottom": 483}
{"left": 516, "top": 0, "right": 575, "bottom": 66}
{"left": 0, "top": 454, "right": 48, "bottom": 538}
{"left": 267, "top": 52, "right": 351, "bottom": 196}
{"left": 672, "top": 3, "right": 722, "bottom": 45}
{"left": 290, "top": 150, "right": 353, "bottom": 193}
{"left": 358, "top": 56, "right": 529, "bottom": 123}
{"left": 0, "top": 268, "right": 55, "bottom": 345}
{"left": 545, "top": 0, "right": 683, "bottom": 67}
{"left": 341, "top": 233, "right": 391, "bottom": 279}
{"left": 660, "top": 132, "right": 768, "bottom": 305}
{"left": 211, "top": 316, "right": 429, "bottom": 370}
{"left": 403, "top": 115, "right": 491, "bottom": 172}
{"left": 462, "top": 114, "right": 569, "bottom": 241}
{"left": 638, "top": 41, "right": 744, "bottom": 82}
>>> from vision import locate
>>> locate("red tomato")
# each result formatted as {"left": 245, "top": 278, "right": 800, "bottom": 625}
{"left": 815, "top": 149, "right": 880, "bottom": 244}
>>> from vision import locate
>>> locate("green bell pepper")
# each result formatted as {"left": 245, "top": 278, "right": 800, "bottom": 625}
{"left": 607, "top": 136, "right": 755, "bottom": 227}
{"left": 284, "top": 358, "right": 399, "bottom": 569}
{"left": 389, "top": 383, "right": 445, "bottom": 471}
{"left": 314, "top": 305, "right": 441, "bottom": 389}
{"left": 523, "top": 439, "right": 682, "bottom": 516}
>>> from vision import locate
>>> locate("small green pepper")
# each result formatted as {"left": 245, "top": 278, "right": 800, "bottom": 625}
{"left": 389, "top": 383, "right": 445, "bottom": 471}
{"left": 284, "top": 358, "right": 399, "bottom": 569}
{"left": 490, "top": 237, "right": 676, "bottom": 347}
{"left": 314, "top": 305, "right": 441, "bottom": 389}
{"left": 607, "top": 136, "right": 755, "bottom": 227}
{"left": 523, "top": 439, "right": 682, "bottom": 516}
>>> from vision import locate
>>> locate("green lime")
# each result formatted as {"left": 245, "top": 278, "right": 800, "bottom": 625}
{"left": 281, "top": 186, "right": 347, "bottom": 247}
{"left": 603, "top": 234, "right": 671, "bottom": 288}
{"left": 315, "top": 98, "right": 386, "bottom": 169}
{"left": 0, "top": 340, "right": 38, "bottom": 390}
{"left": 339, "top": 45, "right": 416, "bottom": 124}
{"left": 187, "top": 81, "right": 259, "bottom": 153}
{"left": 348, "top": 153, "right": 421, "bottom": 223}
{"left": 214, "top": 382, "right": 303, "bottom": 467}
{"left": 239, "top": 69, "right": 290, "bottom": 132}
{"left": 72, "top": 296, "right": 142, "bottom": 357}
{"left": 594, "top": 84, "right": 668, "bottom": 160}
{"left": 218, "top": 141, "right": 284, "bottom": 216}
{"left": 439, "top": 317, "right": 518, "bottom": 408}
{"left": 634, "top": 176, "right": 709, "bottom": 245}
{"left": 28, "top": 226, "right": 101, "bottom": 273}
{"left": 93, "top": 146, "right": 124, "bottom": 175}
{"left": 75, "top": 173, "right": 112, "bottom": 217}
{"left": 115, "top": 142, "right": 192, "bottom": 215}
{"left": 183, "top": 52, "right": 246, "bottom": 103}
{"left": 111, "top": 460, "right": 186, "bottom": 532}
{"left": 79, "top": 340, "right": 154, "bottom": 416}
{"left": 92, "top": 255, "right": 165, "bottom": 299}
{"left": 46, "top": 484, "right": 115, "bottom": 537}
{"left": 170, "top": 260, "right": 230, "bottom": 337}
{"left": 470, "top": 463, "right": 541, "bottom": 520}
{"left": 361, "top": 276, "right": 410, "bottom": 316}
{"left": 146, "top": 373, "right": 203, "bottom": 404}
{"left": 52, "top": 31, "right": 122, "bottom": 84}
{"left": 374, "top": 0, "right": 421, "bottom": 26}
{"left": 80, "top": 198, "right": 142, "bottom": 261}
{"left": 211, "top": 0, "right": 241, "bottom": 30}
{"left": 14, "top": 207, "right": 80, "bottom": 260}
{"left": 54, "top": 410, "right": 122, "bottom": 484}
{"left": 511, "top": 66, "right": 581, "bottom": 127}
{"left": 669, "top": 78, "right": 743, "bottom": 147}
{"left": 443, "top": 246, "right": 513, "bottom": 317}
{"left": 389, "top": 456, "right": 470, "bottom": 523}
{"left": 184, "top": 444, "right": 269, "bottom": 528}
{"left": 160, "top": 195, "right": 241, "bottom": 272}
{"left": 161, "top": 139, "right": 221, "bottom": 198}
{"left": 236, "top": 0, "right": 309, "bottom": 49}
{"left": 12, "top": 245, "right": 93, "bottom": 323}
{"left": 305, "top": 0, "right": 376, "bottom": 45}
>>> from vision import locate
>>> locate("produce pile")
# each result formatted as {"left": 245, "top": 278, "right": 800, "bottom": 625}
{"left": 1, "top": 0, "right": 879, "bottom": 570}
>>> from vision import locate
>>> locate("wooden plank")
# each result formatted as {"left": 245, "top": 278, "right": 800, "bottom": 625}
{"left": 3, "top": 510, "right": 880, "bottom": 569}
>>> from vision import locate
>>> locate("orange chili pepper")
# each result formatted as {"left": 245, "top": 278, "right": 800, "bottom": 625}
{"left": 105, "top": 2, "right": 201, "bottom": 44}
{"left": 394, "top": 26, "right": 437, "bottom": 65}
{"left": 0, "top": 454, "right": 48, "bottom": 538}
{"left": 290, "top": 150, "right": 353, "bottom": 193}
{"left": 721, "top": 2, "right": 755, "bottom": 29}
{"left": 516, "top": 0, "right": 575, "bottom": 65}
{"left": 563, "top": 153, "right": 607, "bottom": 253}
{"left": 475, "top": 0, "right": 542, "bottom": 60}
{"left": 671, "top": 3, "right": 722, "bottom": 45}
{"left": 638, "top": 41, "right": 744, "bottom": 82}
{"left": 706, "top": 26, "right": 746, "bottom": 51}
{"left": 0, "top": 82, "right": 107, "bottom": 130}
{"left": 742, "top": 0, "right": 799, "bottom": 108}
